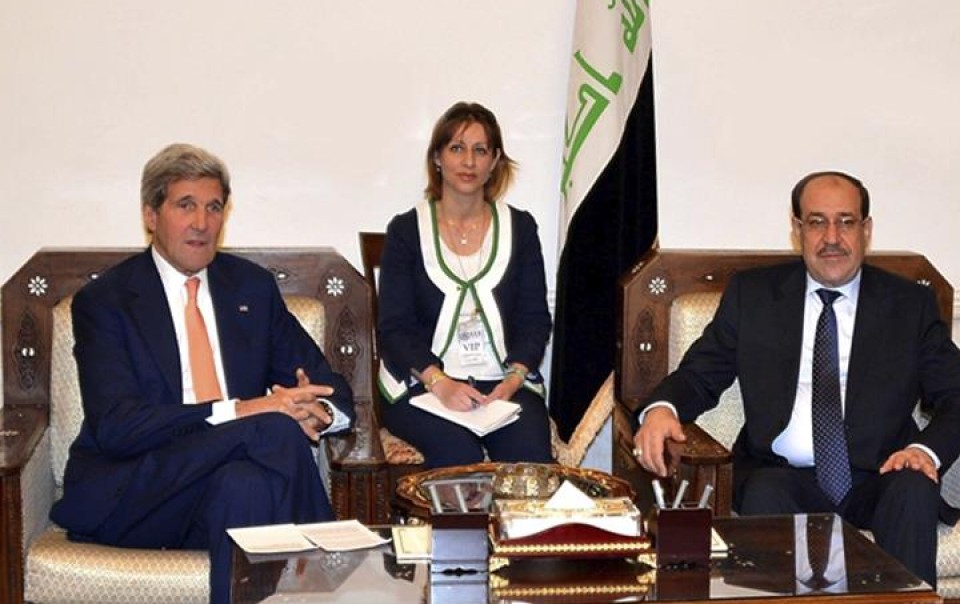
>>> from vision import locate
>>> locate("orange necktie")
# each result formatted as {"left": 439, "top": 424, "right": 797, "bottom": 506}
{"left": 185, "top": 277, "right": 222, "bottom": 402}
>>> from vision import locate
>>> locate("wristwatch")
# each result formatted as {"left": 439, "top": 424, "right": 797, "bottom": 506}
{"left": 316, "top": 398, "right": 335, "bottom": 425}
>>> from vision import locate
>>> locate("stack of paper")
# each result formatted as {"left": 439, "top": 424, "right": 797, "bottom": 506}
{"left": 409, "top": 392, "right": 520, "bottom": 436}
{"left": 228, "top": 519, "right": 389, "bottom": 554}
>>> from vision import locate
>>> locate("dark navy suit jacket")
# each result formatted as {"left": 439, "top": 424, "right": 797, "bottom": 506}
{"left": 51, "top": 250, "right": 353, "bottom": 535}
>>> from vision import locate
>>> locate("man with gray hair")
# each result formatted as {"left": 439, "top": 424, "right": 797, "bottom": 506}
{"left": 51, "top": 143, "right": 354, "bottom": 604}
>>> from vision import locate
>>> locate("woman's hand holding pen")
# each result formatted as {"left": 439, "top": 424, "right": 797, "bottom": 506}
{"left": 431, "top": 377, "right": 485, "bottom": 411}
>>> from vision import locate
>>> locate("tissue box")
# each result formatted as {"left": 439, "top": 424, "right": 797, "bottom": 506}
{"left": 490, "top": 498, "right": 650, "bottom": 561}
{"left": 494, "top": 497, "right": 642, "bottom": 541}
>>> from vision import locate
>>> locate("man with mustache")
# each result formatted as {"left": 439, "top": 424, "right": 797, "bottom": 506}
{"left": 633, "top": 171, "right": 960, "bottom": 588}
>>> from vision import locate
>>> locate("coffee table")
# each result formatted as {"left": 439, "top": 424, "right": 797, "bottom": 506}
{"left": 231, "top": 513, "right": 940, "bottom": 603}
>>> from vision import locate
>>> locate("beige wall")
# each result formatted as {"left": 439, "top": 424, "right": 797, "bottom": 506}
{"left": 2, "top": 2, "right": 959, "bottom": 458}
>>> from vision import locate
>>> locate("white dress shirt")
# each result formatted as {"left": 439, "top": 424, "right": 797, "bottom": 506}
{"left": 771, "top": 275, "right": 860, "bottom": 465}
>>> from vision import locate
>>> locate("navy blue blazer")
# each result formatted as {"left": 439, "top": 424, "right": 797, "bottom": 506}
{"left": 643, "top": 261, "right": 960, "bottom": 488}
{"left": 377, "top": 202, "right": 552, "bottom": 388}
{"left": 51, "top": 250, "right": 353, "bottom": 534}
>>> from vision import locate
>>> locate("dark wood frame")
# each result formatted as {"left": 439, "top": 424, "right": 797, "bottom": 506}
{"left": 614, "top": 248, "right": 954, "bottom": 517}
{"left": 357, "top": 232, "right": 429, "bottom": 503}
{"left": 0, "top": 247, "right": 389, "bottom": 604}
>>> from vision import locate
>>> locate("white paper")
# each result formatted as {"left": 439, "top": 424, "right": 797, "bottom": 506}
{"left": 299, "top": 519, "right": 390, "bottom": 552}
{"left": 227, "top": 524, "right": 316, "bottom": 554}
{"left": 228, "top": 520, "right": 389, "bottom": 555}
{"left": 409, "top": 392, "right": 520, "bottom": 436}
{"left": 544, "top": 480, "right": 596, "bottom": 510}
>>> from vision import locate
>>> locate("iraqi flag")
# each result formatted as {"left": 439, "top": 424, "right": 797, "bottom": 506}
{"left": 550, "top": 0, "right": 658, "bottom": 440}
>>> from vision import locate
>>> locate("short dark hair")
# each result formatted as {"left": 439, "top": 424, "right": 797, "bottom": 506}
{"left": 141, "top": 143, "right": 231, "bottom": 210}
{"left": 424, "top": 102, "right": 517, "bottom": 202}
{"left": 791, "top": 170, "right": 870, "bottom": 219}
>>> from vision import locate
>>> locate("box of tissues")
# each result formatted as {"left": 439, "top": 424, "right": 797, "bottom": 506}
{"left": 490, "top": 480, "right": 650, "bottom": 559}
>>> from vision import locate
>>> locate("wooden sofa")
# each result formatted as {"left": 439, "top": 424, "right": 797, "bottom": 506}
{"left": 0, "top": 248, "right": 384, "bottom": 604}
{"left": 613, "top": 248, "right": 960, "bottom": 600}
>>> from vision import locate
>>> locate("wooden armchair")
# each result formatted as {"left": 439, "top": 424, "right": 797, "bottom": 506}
{"left": 0, "top": 248, "right": 383, "bottom": 604}
{"left": 613, "top": 248, "right": 960, "bottom": 599}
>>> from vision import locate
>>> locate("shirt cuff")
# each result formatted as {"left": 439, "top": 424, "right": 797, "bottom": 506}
{"left": 638, "top": 400, "right": 679, "bottom": 425}
{"left": 205, "top": 399, "right": 238, "bottom": 425}
{"left": 320, "top": 398, "right": 351, "bottom": 435}
{"left": 907, "top": 443, "right": 941, "bottom": 469}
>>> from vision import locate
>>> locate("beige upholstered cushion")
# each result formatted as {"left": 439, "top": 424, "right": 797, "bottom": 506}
{"left": 379, "top": 427, "right": 426, "bottom": 465}
{"left": 285, "top": 295, "right": 326, "bottom": 350}
{"left": 669, "top": 292, "right": 744, "bottom": 449}
{"left": 27, "top": 294, "right": 328, "bottom": 603}
{"left": 50, "top": 298, "right": 82, "bottom": 497}
{"left": 26, "top": 529, "right": 208, "bottom": 604}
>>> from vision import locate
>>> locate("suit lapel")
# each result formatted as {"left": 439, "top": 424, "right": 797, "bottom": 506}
{"left": 845, "top": 266, "right": 887, "bottom": 415}
{"left": 127, "top": 252, "right": 182, "bottom": 402}
{"left": 207, "top": 256, "right": 253, "bottom": 397}
{"left": 773, "top": 264, "right": 808, "bottom": 417}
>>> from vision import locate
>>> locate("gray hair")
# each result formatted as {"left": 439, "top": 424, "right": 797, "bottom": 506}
{"left": 140, "top": 143, "right": 231, "bottom": 210}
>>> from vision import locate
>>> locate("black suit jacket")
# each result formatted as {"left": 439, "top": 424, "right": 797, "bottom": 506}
{"left": 51, "top": 250, "right": 354, "bottom": 534}
{"left": 644, "top": 261, "right": 960, "bottom": 495}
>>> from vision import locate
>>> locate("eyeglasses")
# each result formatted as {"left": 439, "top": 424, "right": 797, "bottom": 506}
{"left": 795, "top": 215, "right": 868, "bottom": 233}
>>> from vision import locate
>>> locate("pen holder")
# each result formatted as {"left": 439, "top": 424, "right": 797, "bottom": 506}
{"left": 646, "top": 505, "right": 712, "bottom": 568}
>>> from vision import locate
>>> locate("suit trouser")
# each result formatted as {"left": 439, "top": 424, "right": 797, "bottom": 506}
{"left": 737, "top": 465, "right": 940, "bottom": 588}
{"left": 88, "top": 413, "right": 333, "bottom": 604}
{"left": 381, "top": 380, "right": 553, "bottom": 469}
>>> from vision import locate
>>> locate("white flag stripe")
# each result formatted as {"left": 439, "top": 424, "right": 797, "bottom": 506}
{"left": 560, "top": 0, "right": 652, "bottom": 248}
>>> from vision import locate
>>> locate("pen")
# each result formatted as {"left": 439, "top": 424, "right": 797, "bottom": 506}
{"left": 697, "top": 484, "right": 714, "bottom": 509}
{"left": 453, "top": 484, "right": 468, "bottom": 513}
{"left": 427, "top": 484, "right": 444, "bottom": 514}
{"left": 672, "top": 479, "right": 689, "bottom": 509}
{"left": 468, "top": 376, "right": 479, "bottom": 408}
{"left": 652, "top": 479, "right": 666, "bottom": 509}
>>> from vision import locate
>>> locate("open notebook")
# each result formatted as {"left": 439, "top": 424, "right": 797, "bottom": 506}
{"left": 409, "top": 392, "right": 520, "bottom": 436}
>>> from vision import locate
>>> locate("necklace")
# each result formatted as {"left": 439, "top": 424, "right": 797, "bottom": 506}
{"left": 443, "top": 212, "right": 487, "bottom": 246}
{"left": 448, "top": 221, "right": 479, "bottom": 245}
{"left": 455, "top": 238, "right": 487, "bottom": 282}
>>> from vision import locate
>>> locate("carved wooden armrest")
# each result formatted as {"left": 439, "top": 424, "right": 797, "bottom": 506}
{"left": 0, "top": 407, "right": 49, "bottom": 604}
{"left": 679, "top": 423, "right": 733, "bottom": 465}
{"left": 670, "top": 423, "right": 734, "bottom": 516}
{"left": 325, "top": 398, "right": 387, "bottom": 469}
